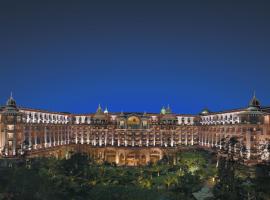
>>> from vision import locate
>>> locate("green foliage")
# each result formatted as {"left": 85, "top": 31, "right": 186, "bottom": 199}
{"left": 213, "top": 157, "right": 270, "bottom": 200}
{"left": 87, "top": 185, "right": 169, "bottom": 200}
{"left": 177, "top": 151, "right": 207, "bottom": 172}
{"left": 0, "top": 150, "right": 217, "bottom": 200}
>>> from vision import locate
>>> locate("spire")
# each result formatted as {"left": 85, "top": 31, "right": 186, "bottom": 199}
{"left": 166, "top": 104, "right": 172, "bottom": 114}
{"left": 160, "top": 106, "right": 166, "bottom": 115}
{"left": 104, "top": 106, "right": 109, "bottom": 114}
{"left": 120, "top": 110, "right": 124, "bottom": 116}
{"left": 249, "top": 91, "right": 260, "bottom": 108}
{"left": 200, "top": 108, "right": 210, "bottom": 115}
{"left": 6, "top": 92, "right": 17, "bottom": 108}
{"left": 96, "top": 104, "right": 103, "bottom": 113}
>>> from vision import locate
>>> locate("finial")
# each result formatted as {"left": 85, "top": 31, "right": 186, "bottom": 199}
{"left": 166, "top": 104, "right": 172, "bottom": 114}
{"left": 96, "top": 103, "right": 103, "bottom": 113}
{"left": 104, "top": 106, "right": 109, "bottom": 114}
{"left": 161, "top": 106, "right": 166, "bottom": 114}
{"left": 10, "top": 91, "right": 13, "bottom": 98}
{"left": 253, "top": 90, "right": 256, "bottom": 98}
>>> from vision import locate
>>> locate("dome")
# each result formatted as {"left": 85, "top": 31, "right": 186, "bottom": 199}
{"left": 96, "top": 104, "right": 103, "bottom": 113}
{"left": 249, "top": 92, "right": 260, "bottom": 108}
{"left": 6, "top": 93, "right": 16, "bottom": 108}
{"left": 200, "top": 108, "right": 210, "bottom": 115}
{"left": 160, "top": 106, "right": 166, "bottom": 115}
{"left": 165, "top": 105, "right": 172, "bottom": 114}
{"left": 120, "top": 110, "right": 124, "bottom": 117}
{"left": 2, "top": 93, "right": 19, "bottom": 114}
{"left": 104, "top": 106, "right": 109, "bottom": 114}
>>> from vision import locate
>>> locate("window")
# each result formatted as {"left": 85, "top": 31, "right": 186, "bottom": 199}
{"left": 143, "top": 121, "right": 147, "bottom": 126}
{"left": 8, "top": 132, "right": 14, "bottom": 139}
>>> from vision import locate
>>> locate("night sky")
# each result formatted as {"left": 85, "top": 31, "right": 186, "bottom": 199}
{"left": 0, "top": 0, "right": 269, "bottom": 114}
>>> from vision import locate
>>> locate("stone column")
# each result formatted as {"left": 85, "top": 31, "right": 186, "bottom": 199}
{"left": 215, "top": 130, "right": 218, "bottom": 147}
{"left": 34, "top": 127, "right": 37, "bottom": 149}
{"left": 160, "top": 131, "right": 163, "bottom": 146}
{"left": 131, "top": 131, "right": 133, "bottom": 147}
{"left": 170, "top": 130, "right": 174, "bottom": 147}
{"left": 191, "top": 129, "right": 194, "bottom": 146}
{"left": 44, "top": 126, "right": 47, "bottom": 148}
{"left": 207, "top": 131, "right": 210, "bottom": 147}
{"left": 22, "top": 126, "right": 26, "bottom": 149}
{"left": 146, "top": 131, "right": 149, "bottom": 147}
{"left": 246, "top": 128, "right": 251, "bottom": 160}
{"left": 64, "top": 126, "right": 67, "bottom": 144}
{"left": 185, "top": 130, "right": 188, "bottom": 146}
{"left": 112, "top": 131, "right": 114, "bottom": 146}
{"left": 60, "top": 126, "right": 63, "bottom": 145}
{"left": 124, "top": 132, "right": 127, "bottom": 147}
{"left": 49, "top": 127, "right": 52, "bottom": 147}
{"left": 4, "top": 127, "right": 8, "bottom": 155}
{"left": 53, "top": 126, "right": 56, "bottom": 146}
{"left": 219, "top": 128, "right": 222, "bottom": 149}
{"left": 178, "top": 129, "right": 181, "bottom": 145}
{"left": 87, "top": 128, "right": 90, "bottom": 144}
{"left": 28, "top": 126, "right": 32, "bottom": 150}
{"left": 58, "top": 126, "right": 60, "bottom": 145}
{"left": 81, "top": 128, "right": 84, "bottom": 144}
{"left": 73, "top": 127, "right": 78, "bottom": 144}
{"left": 211, "top": 132, "right": 214, "bottom": 147}
{"left": 153, "top": 132, "right": 156, "bottom": 147}
{"left": 117, "top": 132, "right": 120, "bottom": 146}
{"left": 99, "top": 131, "right": 102, "bottom": 146}
{"left": 93, "top": 132, "right": 96, "bottom": 146}
{"left": 67, "top": 126, "right": 70, "bottom": 144}
{"left": 115, "top": 152, "right": 119, "bottom": 164}
{"left": 105, "top": 130, "right": 107, "bottom": 146}
{"left": 204, "top": 130, "right": 207, "bottom": 146}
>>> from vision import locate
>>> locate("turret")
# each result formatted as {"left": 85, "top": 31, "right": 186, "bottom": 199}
{"left": 104, "top": 106, "right": 109, "bottom": 114}
{"left": 165, "top": 104, "right": 172, "bottom": 114}
{"left": 0, "top": 93, "right": 24, "bottom": 157}
{"left": 96, "top": 104, "right": 103, "bottom": 114}
{"left": 160, "top": 106, "right": 166, "bottom": 115}
{"left": 248, "top": 91, "right": 261, "bottom": 110}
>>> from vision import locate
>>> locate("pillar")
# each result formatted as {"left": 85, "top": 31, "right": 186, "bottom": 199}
{"left": 87, "top": 128, "right": 90, "bottom": 144}
{"left": 246, "top": 128, "right": 251, "bottom": 160}
{"left": 191, "top": 129, "right": 194, "bottom": 146}
{"left": 53, "top": 126, "right": 56, "bottom": 146}
{"left": 44, "top": 126, "right": 47, "bottom": 148}
{"left": 34, "top": 127, "right": 37, "bottom": 149}
{"left": 170, "top": 131, "right": 174, "bottom": 147}
{"left": 28, "top": 126, "right": 32, "bottom": 150}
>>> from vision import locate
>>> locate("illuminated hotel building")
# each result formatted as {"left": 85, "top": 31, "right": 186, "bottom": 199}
{"left": 0, "top": 94, "right": 270, "bottom": 166}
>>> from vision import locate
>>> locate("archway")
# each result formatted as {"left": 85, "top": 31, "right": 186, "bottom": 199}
{"left": 119, "top": 154, "right": 125, "bottom": 165}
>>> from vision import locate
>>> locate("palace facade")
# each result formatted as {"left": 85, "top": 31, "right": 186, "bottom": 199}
{"left": 0, "top": 94, "right": 270, "bottom": 166}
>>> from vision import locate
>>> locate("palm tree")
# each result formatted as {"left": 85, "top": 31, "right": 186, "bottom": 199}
{"left": 152, "top": 163, "right": 163, "bottom": 177}
{"left": 176, "top": 168, "right": 185, "bottom": 177}
{"left": 163, "top": 175, "right": 178, "bottom": 190}
{"left": 138, "top": 176, "right": 152, "bottom": 189}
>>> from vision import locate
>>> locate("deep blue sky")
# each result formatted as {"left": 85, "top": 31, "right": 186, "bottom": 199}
{"left": 0, "top": 0, "right": 269, "bottom": 114}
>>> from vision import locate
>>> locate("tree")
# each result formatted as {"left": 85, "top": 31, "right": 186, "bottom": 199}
{"left": 163, "top": 175, "right": 178, "bottom": 190}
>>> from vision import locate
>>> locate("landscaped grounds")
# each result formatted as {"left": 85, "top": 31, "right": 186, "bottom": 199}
{"left": 0, "top": 150, "right": 269, "bottom": 200}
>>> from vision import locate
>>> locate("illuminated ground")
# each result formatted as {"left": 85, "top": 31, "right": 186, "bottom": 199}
{"left": 0, "top": 150, "right": 269, "bottom": 200}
